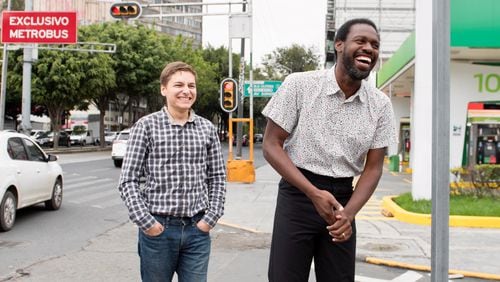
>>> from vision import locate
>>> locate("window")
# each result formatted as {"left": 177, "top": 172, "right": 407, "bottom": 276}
{"left": 25, "top": 138, "right": 46, "bottom": 162}
{"left": 7, "top": 138, "right": 28, "bottom": 161}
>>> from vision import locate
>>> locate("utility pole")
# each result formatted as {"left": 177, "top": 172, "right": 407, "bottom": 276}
{"left": 235, "top": 0, "right": 247, "bottom": 159}
{"left": 431, "top": 0, "right": 450, "bottom": 281}
{"left": 0, "top": 0, "right": 12, "bottom": 130}
{"left": 21, "top": 0, "right": 33, "bottom": 135}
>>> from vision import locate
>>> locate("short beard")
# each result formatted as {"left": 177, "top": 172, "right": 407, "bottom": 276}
{"left": 343, "top": 53, "right": 371, "bottom": 80}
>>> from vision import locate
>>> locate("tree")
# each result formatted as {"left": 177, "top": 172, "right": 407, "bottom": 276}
{"left": 201, "top": 45, "right": 242, "bottom": 136}
{"left": 90, "top": 22, "right": 168, "bottom": 129}
{"left": 2, "top": 0, "right": 24, "bottom": 11}
{"left": 31, "top": 49, "right": 90, "bottom": 148}
{"left": 78, "top": 25, "right": 117, "bottom": 148}
{"left": 260, "top": 44, "right": 320, "bottom": 80}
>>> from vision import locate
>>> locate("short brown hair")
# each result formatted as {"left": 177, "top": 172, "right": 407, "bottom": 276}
{"left": 160, "top": 61, "right": 197, "bottom": 86}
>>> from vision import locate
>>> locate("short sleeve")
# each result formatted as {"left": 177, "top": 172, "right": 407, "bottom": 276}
{"left": 261, "top": 74, "right": 300, "bottom": 133}
{"left": 371, "top": 99, "right": 398, "bottom": 149}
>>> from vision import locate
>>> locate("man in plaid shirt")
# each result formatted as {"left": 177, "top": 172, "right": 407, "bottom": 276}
{"left": 118, "top": 61, "right": 226, "bottom": 282}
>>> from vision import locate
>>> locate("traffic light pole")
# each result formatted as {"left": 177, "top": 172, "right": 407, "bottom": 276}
{"left": 0, "top": 0, "right": 12, "bottom": 130}
{"left": 20, "top": 0, "right": 33, "bottom": 135}
{"left": 236, "top": 0, "right": 246, "bottom": 159}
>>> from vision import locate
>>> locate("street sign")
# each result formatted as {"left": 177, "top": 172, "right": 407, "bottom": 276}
{"left": 244, "top": 80, "right": 282, "bottom": 97}
{"left": 1, "top": 11, "right": 78, "bottom": 44}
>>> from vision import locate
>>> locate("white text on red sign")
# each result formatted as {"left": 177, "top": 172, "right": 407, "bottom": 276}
{"left": 1, "top": 11, "right": 78, "bottom": 44}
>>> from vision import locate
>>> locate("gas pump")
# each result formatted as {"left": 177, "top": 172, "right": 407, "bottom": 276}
{"left": 474, "top": 125, "right": 499, "bottom": 165}
{"left": 399, "top": 118, "right": 411, "bottom": 163}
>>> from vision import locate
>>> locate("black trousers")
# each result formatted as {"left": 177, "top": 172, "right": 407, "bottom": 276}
{"left": 268, "top": 168, "right": 356, "bottom": 282}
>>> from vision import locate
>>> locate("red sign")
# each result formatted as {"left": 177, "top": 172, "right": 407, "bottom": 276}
{"left": 1, "top": 11, "right": 77, "bottom": 44}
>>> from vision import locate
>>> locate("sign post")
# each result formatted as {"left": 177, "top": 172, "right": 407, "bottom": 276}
{"left": 1, "top": 8, "right": 78, "bottom": 134}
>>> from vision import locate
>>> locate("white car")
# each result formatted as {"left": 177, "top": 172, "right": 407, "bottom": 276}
{"left": 70, "top": 131, "right": 94, "bottom": 146}
{"left": 111, "top": 129, "right": 130, "bottom": 168}
{"left": 104, "top": 131, "right": 118, "bottom": 145}
{"left": 0, "top": 131, "right": 63, "bottom": 232}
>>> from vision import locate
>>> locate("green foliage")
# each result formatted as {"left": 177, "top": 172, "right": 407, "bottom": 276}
{"left": 260, "top": 44, "right": 320, "bottom": 80}
{"left": 394, "top": 192, "right": 500, "bottom": 216}
{"left": 451, "top": 165, "right": 500, "bottom": 198}
{"left": 72, "top": 125, "right": 86, "bottom": 135}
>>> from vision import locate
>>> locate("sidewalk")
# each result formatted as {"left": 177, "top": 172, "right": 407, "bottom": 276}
{"left": 5, "top": 164, "right": 500, "bottom": 281}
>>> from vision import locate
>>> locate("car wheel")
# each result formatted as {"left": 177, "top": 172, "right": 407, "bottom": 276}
{"left": 0, "top": 191, "right": 16, "bottom": 232}
{"left": 113, "top": 159, "right": 123, "bottom": 168}
{"left": 45, "top": 179, "right": 63, "bottom": 210}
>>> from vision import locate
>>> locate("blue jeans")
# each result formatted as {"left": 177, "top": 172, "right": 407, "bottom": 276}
{"left": 138, "top": 213, "right": 211, "bottom": 282}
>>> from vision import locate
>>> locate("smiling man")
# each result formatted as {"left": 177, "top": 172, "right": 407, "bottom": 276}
{"left": 262, "top": 18, "right": 397, "bottom": 281}
{"left": 118, "top": 61, "right": 226, "bottom": 282}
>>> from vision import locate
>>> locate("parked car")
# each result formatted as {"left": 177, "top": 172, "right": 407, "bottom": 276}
{"left": 47, "top": 131, "right": 71, "bottom": 147}
{"left": 104, "top": 131, "right": 118, "bottom": 145}
{"left": 111, "top": 129, "right": 130, "bottom": 168}
{"left": 254, "top": 133, "right": 263, "bottom": 143}
{"left": 0, "top": 131, "right": 63, "bottom": 232}
{"left": 232, "top": 134, "right": 249, "bottom": 147}
{"left": 70, "top": 130, "right": 94, "bottom": 146}
{"left": 30, "top": 130, "right": 47, "bottom": 140}
{"left": 34, "top": 131, "right": 51, "bottom": 147}
{"left": 96, "top": 131, "right": 118, "bottom": 146}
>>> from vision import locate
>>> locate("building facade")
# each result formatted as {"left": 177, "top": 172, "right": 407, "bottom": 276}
{"left": 32, "top": 0, "right": 203, "bottom": 130}
{"left": 32, "top": 0, "right": 202, "bottom": 45}
{"left": 325, "top": 0, "right": 415, "bottom": 68}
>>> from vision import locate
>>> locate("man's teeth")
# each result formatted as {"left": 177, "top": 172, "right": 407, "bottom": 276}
{"left": 357, "top": 56, "right": 372, "bottom": 64}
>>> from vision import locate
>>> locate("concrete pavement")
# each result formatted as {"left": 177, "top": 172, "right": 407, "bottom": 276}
{"left": 2, "top": 163, "right": 500, "bottom": 281}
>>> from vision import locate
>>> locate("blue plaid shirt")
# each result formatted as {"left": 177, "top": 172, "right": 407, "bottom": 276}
{"left": 118, "top": 108, "right": 226, "bottom": 231}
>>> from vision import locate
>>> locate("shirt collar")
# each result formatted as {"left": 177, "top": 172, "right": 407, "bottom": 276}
{"left": 163, "top": 107, "right": 196, "bottom": 125}
{"left": 325, "top": 65, "right": 368, "bottom": 103}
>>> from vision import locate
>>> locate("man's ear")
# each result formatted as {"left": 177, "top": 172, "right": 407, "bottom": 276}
{"left": 160, "top": 85, "right": 167, "bottom": 97}
{"left": 335, "top": 41, "right": 343, "bottom": 54}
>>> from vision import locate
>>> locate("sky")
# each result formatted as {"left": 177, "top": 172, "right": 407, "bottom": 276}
{"left": 202, "top": 0, "right": 327, "bottom": 67}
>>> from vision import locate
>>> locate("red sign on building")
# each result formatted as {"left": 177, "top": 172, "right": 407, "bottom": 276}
{"left": 1, "top": 11, "right": 77, "bottom": 44}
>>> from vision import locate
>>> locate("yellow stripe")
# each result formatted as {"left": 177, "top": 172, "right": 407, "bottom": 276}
{"left": 356, "top": 216, "right": 396, "bottom": 220}
{"left": 366, "top": 257, "right": 500, "bottom": 281}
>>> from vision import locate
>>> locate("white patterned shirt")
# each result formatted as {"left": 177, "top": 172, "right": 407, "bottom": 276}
{"left": 262, "top": 67, "right": 397, "bottom": 178}
{"left": 118, "top": 107, "right": 226, "bottom": 231}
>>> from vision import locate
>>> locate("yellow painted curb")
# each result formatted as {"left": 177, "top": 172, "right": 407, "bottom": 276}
{"left": 217, "top": 220, "right": 263, "bottom": 234}
{"left": 382, "top": 196, "right": 500, "bottom": 228}
{"left": 366, "top": 257, "right": 500, "bottom": 281}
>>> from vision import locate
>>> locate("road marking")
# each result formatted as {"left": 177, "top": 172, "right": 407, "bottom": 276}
{"left": 92, "top": 197, "right": 123, "bottom": 209}
{"left": 355, "top": 270, "right": 423, "bottom": 281}
{"left": 63, "top": 175, "right": 97, "bottom": 185}
{"left": 69, "top": 189, "right": 119, "bottom": 204}
{"left": 64, "top": 178, "right": 114, "bottom": 190}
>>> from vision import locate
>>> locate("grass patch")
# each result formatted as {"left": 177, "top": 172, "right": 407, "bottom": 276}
{"left": 393, "top": 192, "right": 500, "bottom": 217}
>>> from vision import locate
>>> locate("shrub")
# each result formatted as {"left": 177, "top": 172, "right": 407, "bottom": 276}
{"left": 450, "top": 165, "right": 500, "bottom": 198}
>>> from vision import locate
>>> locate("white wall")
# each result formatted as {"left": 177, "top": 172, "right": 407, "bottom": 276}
{"left": 412, "top": 0, "right": 433, "bottom": 200}
{"left": 449, "top": 62, "right": 500, "bottom": 168}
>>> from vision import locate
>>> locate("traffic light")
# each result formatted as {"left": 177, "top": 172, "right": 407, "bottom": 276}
{"left": 110, "top": 2, "right": 142, "bottom": 19}
{"left": 220, "top": 78, "right": 238, "bottom": 113}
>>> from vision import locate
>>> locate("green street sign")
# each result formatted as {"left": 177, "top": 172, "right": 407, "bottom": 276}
{"left": 244, "top": 80, "right": 282, "bottom": 97}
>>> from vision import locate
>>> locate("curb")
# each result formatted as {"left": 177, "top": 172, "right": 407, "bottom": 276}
{"left": 45, "top": 146, "right": 112, "bottom": 155}
{"left": 382, "top": 195, "right": 500, "bottom": 228}
{"left": 365, "top": 257, "right": 500, "bottom": 281}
